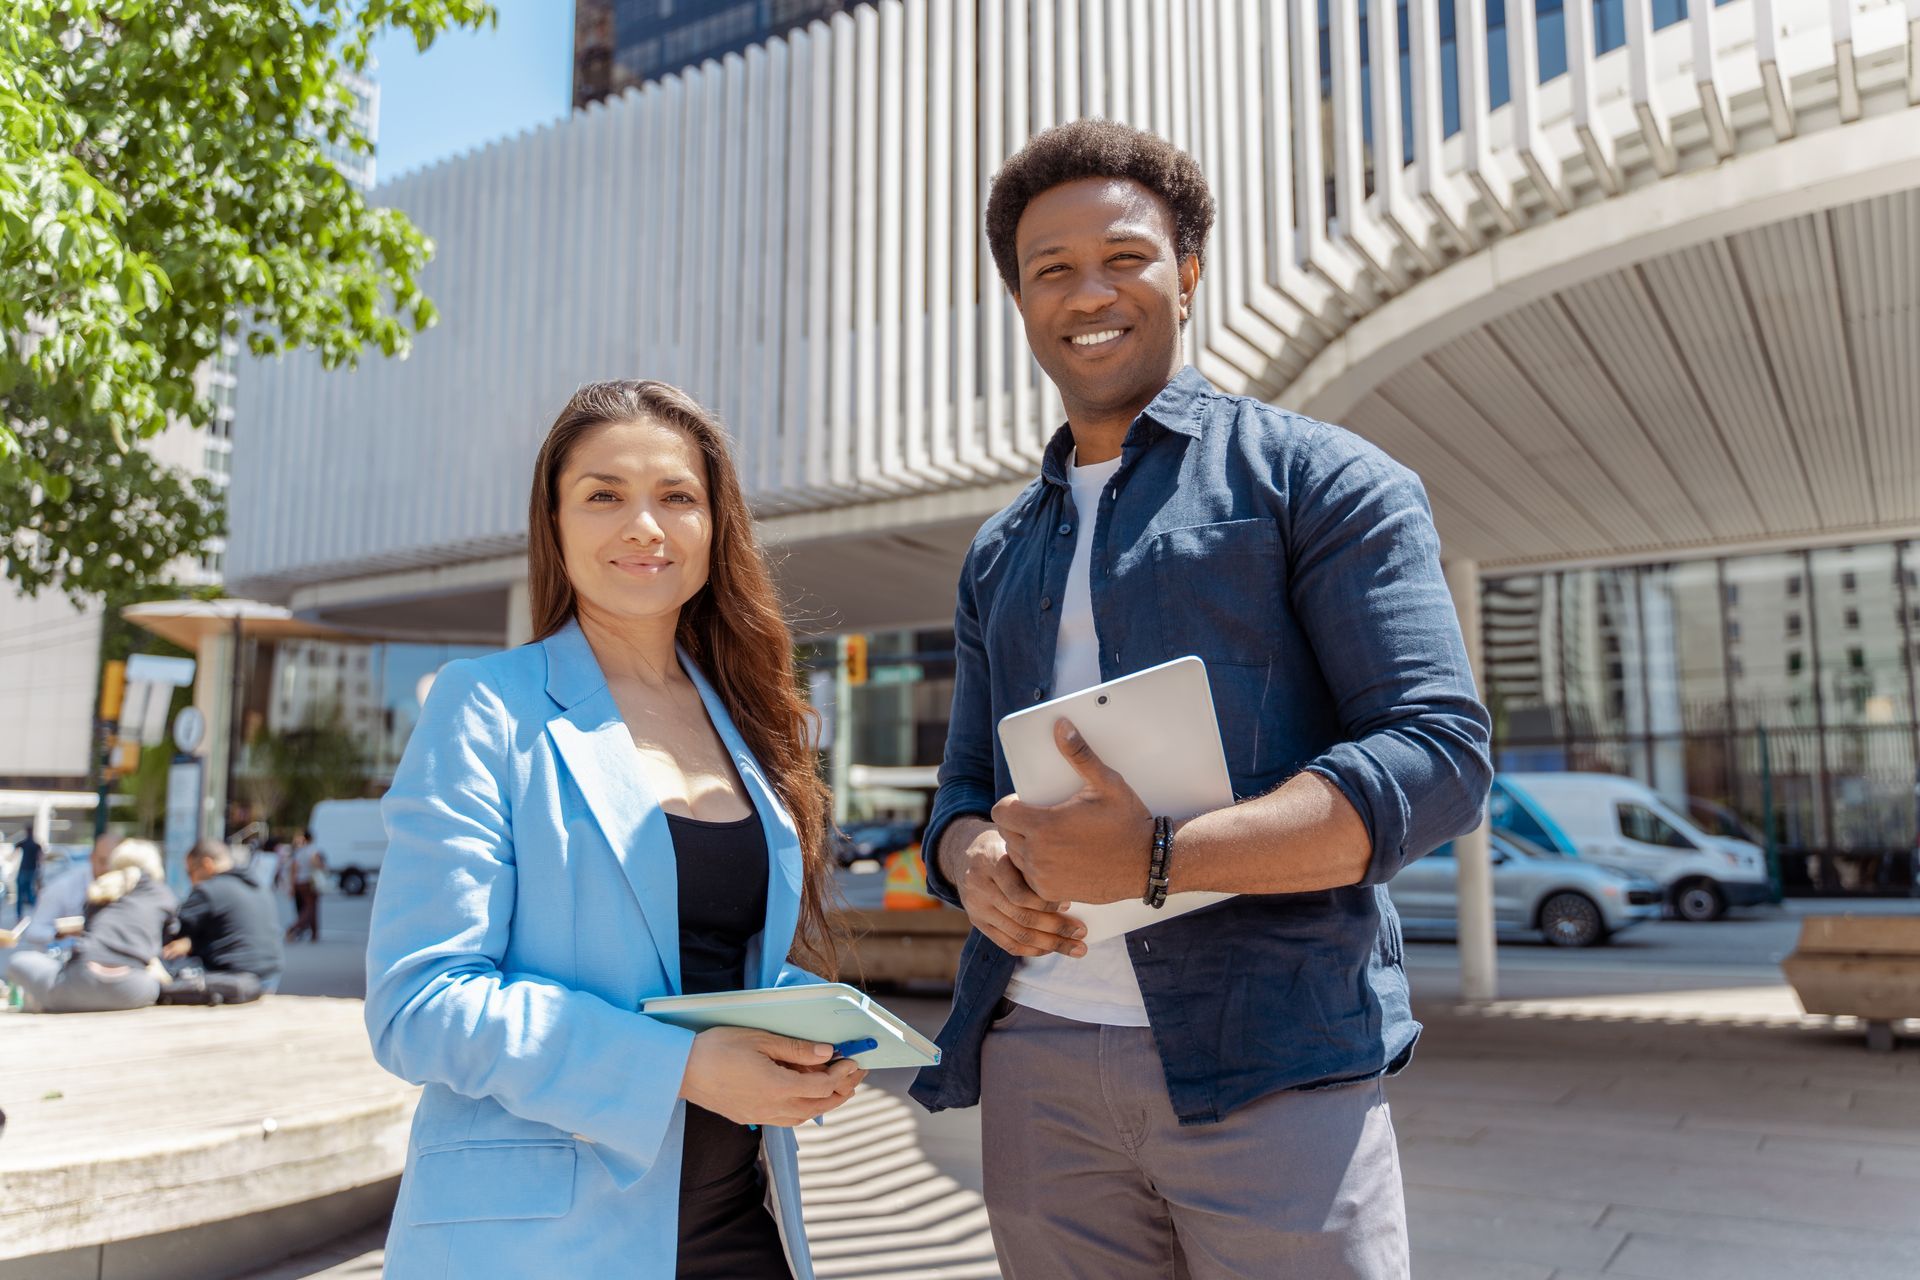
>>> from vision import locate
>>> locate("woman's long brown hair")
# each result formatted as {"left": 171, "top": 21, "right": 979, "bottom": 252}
{"left": 527, "top": 381, "right": 839, "bottom": 978}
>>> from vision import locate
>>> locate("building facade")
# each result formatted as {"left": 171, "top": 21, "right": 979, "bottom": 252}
{"left": 573, "top": 0, "right": 875, "bottom": 106}
{"left": 233, "top": 0, "right": 1920, "bottom": 881}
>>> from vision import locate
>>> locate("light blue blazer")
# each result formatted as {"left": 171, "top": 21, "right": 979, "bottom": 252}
{"left": 365, "top": 619, "right": 818, "bottom": 1279}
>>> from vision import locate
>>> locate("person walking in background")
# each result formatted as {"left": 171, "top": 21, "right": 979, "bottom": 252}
{"left": 365, "top": 380, "right": 862, "bottom": 1278}
{"left": 164, "top": 840, "right": 284, "bottom": 992}
{"left": 4, "top": 839, "right": 177, "bottom": 1014}
{"left": 284, "top": 830, "right": 323, "bottom": 943}
{"left": 910, "top": 120, "right": 1491, "bottom": 1280}
{"left": 12, "top": 828, "right": 41, "bottom": 920}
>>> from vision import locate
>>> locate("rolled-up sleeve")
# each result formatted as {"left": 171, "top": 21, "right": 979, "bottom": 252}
{"left": 921, "top": 544, "right": 996, "bottom": 908}
{"left": 1286, "top": 426, "right": 1493, "bottom": 886}
{"left": 364, "top": 660, "right": 697, "bottom": 1187}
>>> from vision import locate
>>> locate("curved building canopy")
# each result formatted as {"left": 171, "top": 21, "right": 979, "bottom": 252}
{"left": 230, "top": 0, "right": 1920, "bottom": 636}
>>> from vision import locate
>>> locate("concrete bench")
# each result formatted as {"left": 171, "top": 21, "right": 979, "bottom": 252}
{"left": 834, "top": 906, "right": 971, "bottom": 988}
{"left": 0, "top": 996, "right": 417, "bottom": 1280}
{"left": 1780, "top": 915, "right": 1920, "bottom": 1051}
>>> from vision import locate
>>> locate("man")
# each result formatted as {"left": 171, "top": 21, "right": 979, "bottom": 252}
{"left": 164, "top": 840, "right": 284, "bottom": 992}
{"left": 12, "top": 828, "right": 41, "bottom": 919}
{"left": 909, "top": 120, "right": 1492, "bottom": 1279}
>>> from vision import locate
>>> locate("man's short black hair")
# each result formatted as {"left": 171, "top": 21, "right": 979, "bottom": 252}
{"left": 985, "top": 119, "right": 1215, "bottom": 295}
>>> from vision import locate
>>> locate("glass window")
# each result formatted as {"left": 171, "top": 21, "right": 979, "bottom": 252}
{"left": 1482, "top": 573, "right": 1565, "bottom": 744}
{"left": 1731, "top": 728, "right": 1827, "bottom": 849}
{"left": 1642, "top": 561, "right": 1730, "bottom": 735}
{"left": 1824, "top": 727, "right": 1917, "bottom": 851}
{"left": 1616, "top": 801, "right": 1696, "bottom": 849}
{"left": 1559, "top": 567, "right": 1644, "bottom": 739}
{"left": 1811, "top": 545, "right": 1912, "bottom": 728}
{"left": 1725, "top": 552, "right": 1819, "bottom": 730}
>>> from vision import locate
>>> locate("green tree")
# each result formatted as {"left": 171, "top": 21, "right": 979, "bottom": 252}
{"left": 242, "top": 705, "right": 370, "bottom": 834}
{"left": 1, "top": 0, "right": 494, "bottom": 600}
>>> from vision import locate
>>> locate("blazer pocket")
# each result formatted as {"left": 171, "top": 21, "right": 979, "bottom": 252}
{"left": 406, "top": 1140, "right": 577, "bottom": 1225}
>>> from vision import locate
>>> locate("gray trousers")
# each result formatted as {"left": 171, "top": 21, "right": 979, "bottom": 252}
{"left": 980, "top": 1003, "right": 1410, "bottom": 1280}
{"left": 6, "top": 950, "right": 160, "bottom": 1014}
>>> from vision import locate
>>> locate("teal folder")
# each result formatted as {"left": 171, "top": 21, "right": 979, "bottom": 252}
{"left": 640, "top": 982, "right": 941, "bottom": 1069}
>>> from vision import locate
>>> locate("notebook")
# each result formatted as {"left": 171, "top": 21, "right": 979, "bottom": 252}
{"left": 641, "top": 983, "right": 941, "bottom": 1069}
{"left": 997, "top": 655, "right": 1237, "bottom": 941}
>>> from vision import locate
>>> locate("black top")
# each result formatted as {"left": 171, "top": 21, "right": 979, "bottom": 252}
{"left": 172, "top": 869, "right": 285, "bottom": 983}
{"left": 668, "top": 803, "right": 790, "bottom": 1280}
{"left": 670, "top": 808, "right": 769, "bottom": 999}
{"left": 77, "top": 873, "right": 178, "bottom": 967}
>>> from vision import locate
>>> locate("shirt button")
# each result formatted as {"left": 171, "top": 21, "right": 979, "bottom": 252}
{"left": 1040, "top": 596, "right": 1053, "bottom": 611}
{"left": 1057, "top": 522, "right": 1072, "bottom": 536}
{"left": 1032, "top": 687, "right": 1045, "bottom": 702}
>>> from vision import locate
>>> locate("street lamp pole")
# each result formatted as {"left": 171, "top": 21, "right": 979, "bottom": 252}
{"left": 224, "top": 612, "right": 243, "bottom": 839}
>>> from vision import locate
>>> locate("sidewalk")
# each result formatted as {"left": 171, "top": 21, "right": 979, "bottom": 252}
{"left": 235, "top": 983, "right": 1918, "bottom": 1280}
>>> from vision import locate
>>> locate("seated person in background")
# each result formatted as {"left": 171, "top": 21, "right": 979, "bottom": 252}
{"left": 4, "top": 839, "right": 177, "bottom": 1013}
{"left": 164, "top": 840, "right": 285, "bottom": 994}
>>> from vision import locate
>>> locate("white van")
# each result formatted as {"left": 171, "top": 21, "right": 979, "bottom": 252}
{"left": 309, "top": 798, "right": 388, "bottom": 896}
{"left": 1498, "top": 773, "right": 1772, "bottom": 921}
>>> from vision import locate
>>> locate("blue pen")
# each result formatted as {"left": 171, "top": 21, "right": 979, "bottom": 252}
{"left": 748, "top": 1039, "right": 880, "bottom": 1131}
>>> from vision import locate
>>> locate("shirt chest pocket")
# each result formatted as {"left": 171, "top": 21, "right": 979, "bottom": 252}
{"left": 1150, "top": 519, "right": 1283, "bottom": 667}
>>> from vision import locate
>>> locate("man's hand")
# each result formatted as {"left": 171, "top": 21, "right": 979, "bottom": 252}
{"left": 944, "top": 819, "right": 1087, "bottom": 959}
{"left": 994, "top": 719, "right": 1154, "bottom": 905}
{"left": 162, "top": 938, "right": 191, "bottom": 961}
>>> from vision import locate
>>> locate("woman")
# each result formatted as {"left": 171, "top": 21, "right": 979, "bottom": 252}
{"left": 284, "top": 831, "right": 323, "bottom": 944}
{"left": 4, "top": 838, "right": 176, "bottom": 1014}
{"left": 366, "top": 381, "right": 862, "bottom": 1279}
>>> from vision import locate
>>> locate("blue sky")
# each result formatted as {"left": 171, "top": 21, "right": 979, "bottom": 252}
{"left": 368, "top": 0, "right": 575, "bottom": 185}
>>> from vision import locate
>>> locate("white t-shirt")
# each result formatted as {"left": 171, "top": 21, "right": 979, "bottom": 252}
{"left": 1003, "top": 452, "right": 1151, "bottom": 1028}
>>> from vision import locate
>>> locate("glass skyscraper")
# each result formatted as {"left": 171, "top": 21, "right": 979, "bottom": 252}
{"left": 573, "top": 1, "right": 874, "bottom": 108}
{"left": 1483, "top": 543, "right": 1920, "bottom": 894}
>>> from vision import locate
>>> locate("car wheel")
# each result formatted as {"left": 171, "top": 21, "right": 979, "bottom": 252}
{"left": 1539, "top": 892, "right": 1606, "bottom": 947}
{"left": 339, "top": 869, "right": 367, "bottom": 897}
{"left": 1674, "top": 879, "right": 1726, "bottom": 923}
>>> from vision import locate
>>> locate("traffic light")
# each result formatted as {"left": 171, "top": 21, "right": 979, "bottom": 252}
{"left": 844, "top": 634, "right": 868, "bottom": 686}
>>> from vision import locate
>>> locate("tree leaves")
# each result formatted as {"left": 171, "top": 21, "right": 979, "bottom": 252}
{"left": 0, "top": 0, "right": 496, "bottom": 601}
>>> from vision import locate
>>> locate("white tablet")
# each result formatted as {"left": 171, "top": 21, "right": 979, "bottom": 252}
{"left": 997, "top": 656, "right": 1236, "bottom": 941}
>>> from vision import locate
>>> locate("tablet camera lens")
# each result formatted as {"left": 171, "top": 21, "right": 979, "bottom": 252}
{"left": 1097, "top": 695, "right": 1108, "bottom": 705}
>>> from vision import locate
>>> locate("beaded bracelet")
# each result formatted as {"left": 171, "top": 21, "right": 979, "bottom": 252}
{"left": 1144, "top": 816, "right": 1174, "bottom": 909}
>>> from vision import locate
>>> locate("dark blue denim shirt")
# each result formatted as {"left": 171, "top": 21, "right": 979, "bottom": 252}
{"left": 910, "top": 366, "right": 1492, "bottom": 1125}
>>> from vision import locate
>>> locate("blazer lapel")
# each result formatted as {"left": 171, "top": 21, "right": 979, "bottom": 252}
{"left": 543, "top": 622, "right": 681, "bottom": 994}
{"left": 679, "top": 649, "right": 806, "bottom": 989}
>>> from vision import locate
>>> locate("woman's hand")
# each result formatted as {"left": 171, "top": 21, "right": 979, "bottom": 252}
{"left": 678, "top": 1027, "right": 869, "bottom": 1127}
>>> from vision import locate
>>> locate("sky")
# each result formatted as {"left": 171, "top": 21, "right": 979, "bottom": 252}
{"left": 367, "top": 0, "right": 576, "bottom": 186}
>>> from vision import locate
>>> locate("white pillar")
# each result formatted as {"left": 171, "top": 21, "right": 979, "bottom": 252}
{"left": 1445, "top": 557, "right": 1498, "bottom": 1004}
{"left": 506, "top": 578, "right": 533, "bottom": 650}
{"left": 830, "top": 635, "right": 853, "bottom": 825}
{"left": 193, "top": 629, "right": 233, "bottom": 842}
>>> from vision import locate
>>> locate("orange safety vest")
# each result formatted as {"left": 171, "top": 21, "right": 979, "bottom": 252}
{"left": 882, "top": 844, "right": 943, "bottom": 910}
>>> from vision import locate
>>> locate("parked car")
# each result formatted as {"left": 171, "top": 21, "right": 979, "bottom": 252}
{"left": 308, "top": 798, "right": 387, "bottom": 896}
{"left": 1496, "top": 773, "right": 1771, "bottom": 921}
{"left": 830, "top": 820, "right": 921, "bottom": 868}
{"left": 1392, "top": 831, "right": 1663, "bottom": 947}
